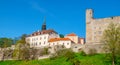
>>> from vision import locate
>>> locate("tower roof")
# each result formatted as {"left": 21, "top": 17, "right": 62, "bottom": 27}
{"left": 41, "top": 17, "right": 46, "bottom": 30}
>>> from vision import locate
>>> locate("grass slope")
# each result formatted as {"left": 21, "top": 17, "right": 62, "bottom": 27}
{"left": 0, "top": 54, "right": 111, "bottom": 65}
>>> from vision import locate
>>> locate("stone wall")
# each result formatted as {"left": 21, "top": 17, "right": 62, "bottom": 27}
{"left": 86, "top": 9, "right": 120, "bottom": 44}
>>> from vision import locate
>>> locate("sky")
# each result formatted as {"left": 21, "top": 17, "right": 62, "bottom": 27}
{"left": 0, "top": 0, "right": 120, "bottom": 38}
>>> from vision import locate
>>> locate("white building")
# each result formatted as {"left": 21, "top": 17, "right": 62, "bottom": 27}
{"left": 49, "top": 38, "right": 74, "bottom": 48}
{"left": 26, "top": 19, "right": 59, "bottom": 48}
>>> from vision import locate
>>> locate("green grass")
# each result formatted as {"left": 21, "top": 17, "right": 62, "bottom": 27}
{"left": 0, "top": 53, "right": 111, "bottom": 65}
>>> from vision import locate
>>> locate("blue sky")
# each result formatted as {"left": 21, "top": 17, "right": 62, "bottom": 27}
{"left": 0, "top": 0, "right": 120, "bottom": 38}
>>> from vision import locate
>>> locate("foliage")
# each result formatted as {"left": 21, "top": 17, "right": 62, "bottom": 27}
{"left": 102, "top": 22, "right": 120, "bottom": 65}
{"left": 80, "top": 51, "right": 87, "bottom": 56}
{"left": 59, "top": 34, "right": 64, "bottom": 38}
{"left": 0, "top": 38, "right": 13, "bottom": 48}
{"left": 42, "top": 48, "right": 49, "bottom": 55}
{"left": 13, "top": 42, "right": 30, "bottom": 60}
{"left": 13, "top": 34, "right": 30, "bottom": 61}
{"left": 88, "top": 48, "right": 97, "bottom": 56}
{"left": 50, "top": 48, "right": 81, "bottom": 65}
{"left": 0, "top": 54, "right": 111, "bottom": 65}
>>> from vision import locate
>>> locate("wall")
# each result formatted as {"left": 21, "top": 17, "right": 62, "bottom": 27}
{"left": 86, "top": 9, "right": 120, "bottom": 44}
{"left": 65, "top": 36, "right": 78, "bottom": 44}
{"left": 49, "top": 41, "right": 72, "bottom": 48}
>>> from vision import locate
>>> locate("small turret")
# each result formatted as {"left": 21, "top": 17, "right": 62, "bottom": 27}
{"left": 86, "top": 9, "right": 93, "bottom": 23}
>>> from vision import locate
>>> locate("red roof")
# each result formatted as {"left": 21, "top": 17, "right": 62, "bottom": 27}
{"left": 67, "top": 33, "right": 77, "bottom": 36}
{"left": 29, "top": 30, "right": 57, "bottom": 37}
{"left": 49, "top": 38, "right": 71, "bottom": 42}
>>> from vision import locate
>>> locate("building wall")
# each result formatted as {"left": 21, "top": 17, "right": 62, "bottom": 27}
{"left": 86, "top": 9, "right": 120, "bottom": 44}
{"left": 26, "top": 33, "right": 59, "bottom": 48}
{"left": 65, "top": 36, "right": 78, "bottom": 44}
{"left": 79, "top": 38, "right": 84, "bottom": 44}
{"left": 26, "top": 34, "right": 49, "bottom": 48}
{"left": 49, "top": 41, "right": 72, "bottom": 48}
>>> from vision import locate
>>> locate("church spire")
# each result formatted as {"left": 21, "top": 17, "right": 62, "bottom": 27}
{"left": 41, "top": 17, "right": 46, "bottom": 30}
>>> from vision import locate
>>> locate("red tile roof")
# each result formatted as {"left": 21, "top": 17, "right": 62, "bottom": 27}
{"left": 66, "top": 33, "right": 77, "bottom": 36}
{"left": 49, "top": 38, "right": 71, "bottom": 42}
{"left": 29, "top": 29, "right": 57, "bottom": 36}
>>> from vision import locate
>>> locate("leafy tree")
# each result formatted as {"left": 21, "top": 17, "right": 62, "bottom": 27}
{"left": 0, "top": 38, "right": 13, "bottom": 48}
{"left": 59, "top": 34, "right": 64, "bottom": 38}
{"left": 102, "top": 22, "right": 120, "bottom": 65}
{"left": 13, "top": 34, "right": 30, "bottom": 60}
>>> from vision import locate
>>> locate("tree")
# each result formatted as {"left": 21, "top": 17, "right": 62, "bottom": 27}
{"left": 59, "top": 34, "right": 64, "bottom": 38}
{"left": 102, "top": 22, "right": 120, "bottom": 65}
{"left": 0, "top": 38, "right": 13, "bottom": 61}
{"left": 13, "top": 34, "right": 30, "bottom": 60}
{"left": 0, "top": 38, "right": 13, "bottom": 48}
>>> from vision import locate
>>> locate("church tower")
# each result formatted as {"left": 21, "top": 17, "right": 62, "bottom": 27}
{"left": 41, "top": 17, "right": 46, "bottom": 30}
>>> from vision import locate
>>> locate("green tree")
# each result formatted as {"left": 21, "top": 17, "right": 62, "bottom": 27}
{"left": 102, "top": 22, "right": 120, "bottom": 65}
{"left": 59, "top": 34, "right": 64, "bottom": 38}
{"left": 0, "top": 38, "right": 13, "bottom": 48}
{"left": 13, "top": 34, "right": 30, "bottom": 60}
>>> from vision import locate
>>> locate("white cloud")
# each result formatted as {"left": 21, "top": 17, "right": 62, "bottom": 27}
{"left": 28, "top": 1, "right": 55, "bottom": 17}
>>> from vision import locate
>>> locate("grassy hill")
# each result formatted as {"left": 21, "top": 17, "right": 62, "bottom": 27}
{"left": 0, "top": 53, "right": 111, "bottom": 65}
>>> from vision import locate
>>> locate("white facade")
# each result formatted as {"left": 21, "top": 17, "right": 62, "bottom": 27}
{"left": 49, "top": 40, "right": 72, "bottom": 48}
{"left": 26, "top": 32, "right": 59, "bottom": 48}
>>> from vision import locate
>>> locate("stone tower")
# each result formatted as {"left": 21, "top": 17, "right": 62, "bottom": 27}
{"left": 86, "top": 9, "right": 93, "bottom": 43}
{"left": 41, "top": 17, "right": 46, "bottom": 30}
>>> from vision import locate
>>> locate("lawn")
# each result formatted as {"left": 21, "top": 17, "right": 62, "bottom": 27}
{"left": 0, "top": 53, "right": 111, "bottom": 65}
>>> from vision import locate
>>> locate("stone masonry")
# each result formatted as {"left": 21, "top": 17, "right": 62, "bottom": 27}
{"left": 86, "top": 9, "right": 120, "bottom": 44}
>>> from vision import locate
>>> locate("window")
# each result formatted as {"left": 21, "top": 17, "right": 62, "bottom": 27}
{"left": 94, "top": 36, "right": 97, "bottom": 40}
{"left": 75, "top": 46, "right": 77, "bottom": 48}
{"left": 98, "top": 31, "right": 102, "bottom": 34}
{"left": 94, "top": 32, "right": 96, "bottom": 34}
{"left": 39, "top": 42, "right": 41, "bottom": 45}
{"left": 36, "top": 43, "right": 37, "bottom": 46}
{"left": 63, "top": 43, "right": 64, "bottom": 45}
{"left": 44, "top": 41, "right": 45, "bottom": 44}
{"left": 67, "top": 43, "right": 69, "bottom": 45}
{"left": 44, "top": 36, "right": 46, "bottom": 39}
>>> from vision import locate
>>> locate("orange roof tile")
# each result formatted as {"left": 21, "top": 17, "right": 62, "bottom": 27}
{"left": 67, "top": 33, "right": 77, "bottom": 36}
{"left": 49, "top": 38, "right": 71, "bottom": 42}
{"left": 29, "top": 29, "right": 57, "bottom": 37}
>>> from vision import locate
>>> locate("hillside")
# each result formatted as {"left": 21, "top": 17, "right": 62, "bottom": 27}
{"left": 0, "top": 53, "right": 111, "bottom": 65}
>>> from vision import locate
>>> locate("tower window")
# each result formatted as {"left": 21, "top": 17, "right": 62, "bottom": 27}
{"left": 94, "top": 32, "right": 96, "bottom": 34}
{"left": 98, "top": 31, "right": 102, "bottom": 34}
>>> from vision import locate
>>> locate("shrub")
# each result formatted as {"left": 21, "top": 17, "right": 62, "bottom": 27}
{"left": 88, "top": 48, "right": 97, "bottom": 56}
{"left": 80, "top": 51, "right": 87, "bottom": 56}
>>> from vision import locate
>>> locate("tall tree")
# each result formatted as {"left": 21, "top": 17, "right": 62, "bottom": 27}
{"left": 13, "top": 34, "right": 30, "bottom": 60}
{"left": 102, "top": 22, "right": 120, "bottom": 65}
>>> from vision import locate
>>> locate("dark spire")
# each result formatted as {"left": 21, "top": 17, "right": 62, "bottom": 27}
{"left": 41, "top": 17, "right": 46, "bottom": 30}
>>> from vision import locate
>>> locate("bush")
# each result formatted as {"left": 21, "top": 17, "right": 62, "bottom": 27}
{"left": 88, "top": 48, "right": 97, "bottom": 56}
{"left": 41, "top": 48, "right": 49, "bottom": 55}
{"left": 80, "top": 51, "right": 87, "bottom": 56}
{"left": 71, "top": 58, "right": 81, "bottom": 65}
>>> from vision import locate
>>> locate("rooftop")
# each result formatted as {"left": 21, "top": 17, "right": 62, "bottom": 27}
{"left": 49, "top": 38, "right": 71, "bottom": 42}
